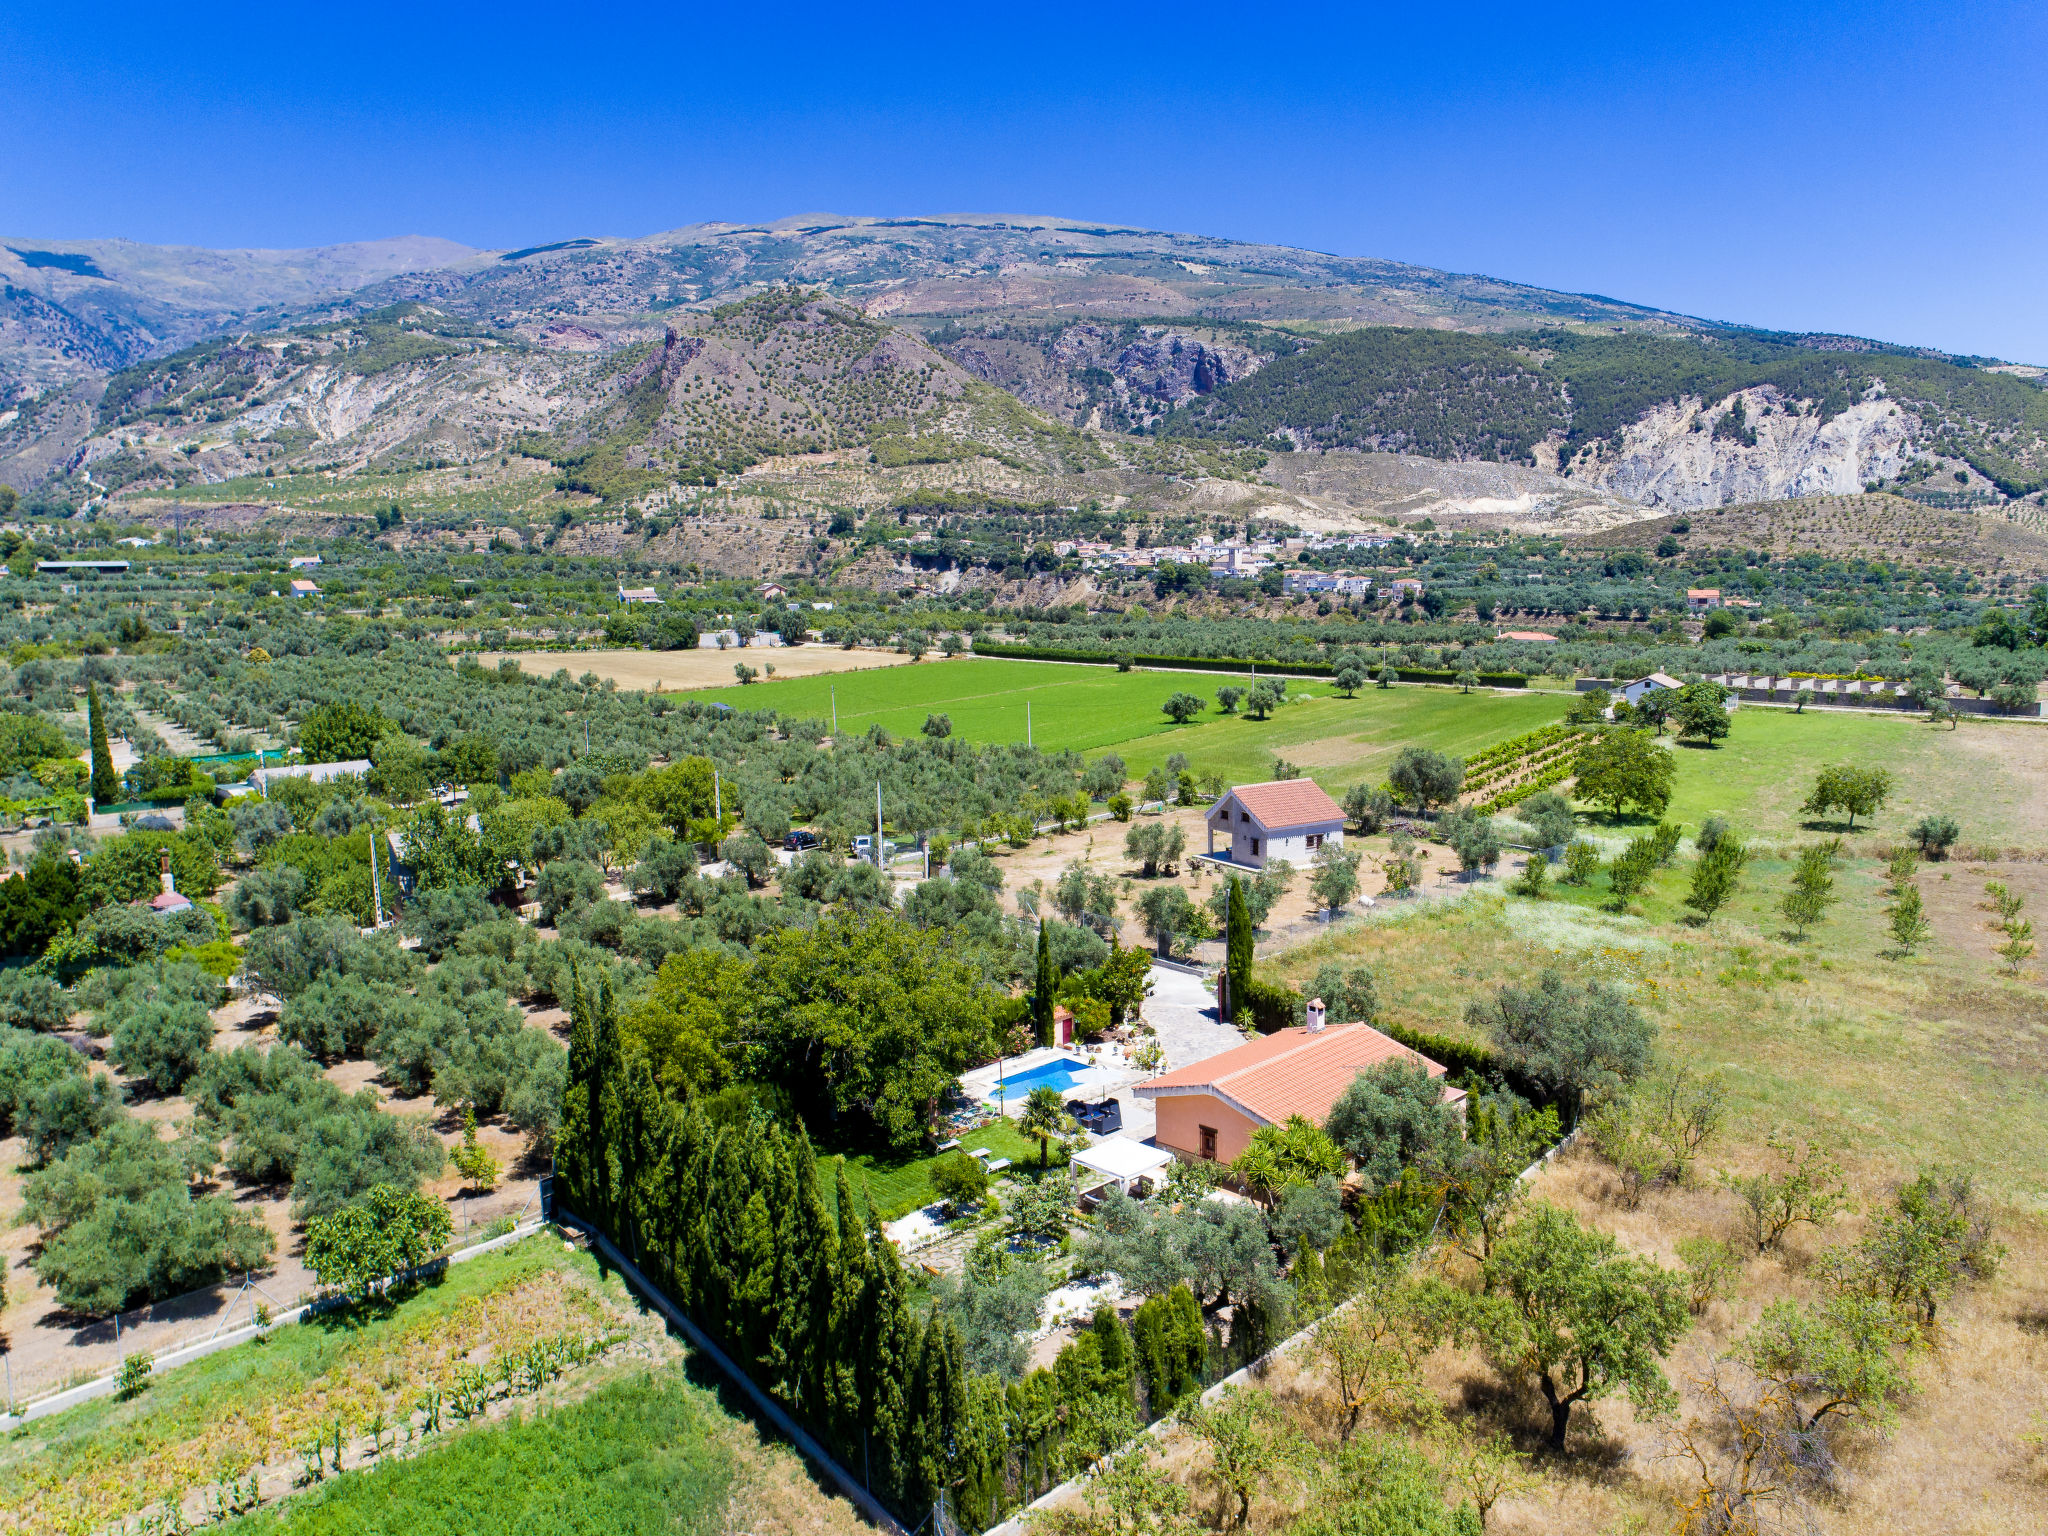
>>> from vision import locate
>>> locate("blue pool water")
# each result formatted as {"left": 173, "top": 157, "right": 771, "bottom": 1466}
{"left": 984, "top": 1056, "right": 1090, "bottom": 1103}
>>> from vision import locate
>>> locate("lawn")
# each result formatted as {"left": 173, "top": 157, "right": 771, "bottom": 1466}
{"left": 689, "top": 657, "right": 1571, "bottom": 794}
{"left": 818, "top": 1116, "right": 1066, "bottom": 1222}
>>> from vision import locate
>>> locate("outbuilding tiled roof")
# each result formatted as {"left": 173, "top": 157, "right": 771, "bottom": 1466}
{"left": 1134, "top": 1022, "right": 1456, "bottom": 1127}
{"left": 1210, "top": 779, "right": 1343, "bottom": 831}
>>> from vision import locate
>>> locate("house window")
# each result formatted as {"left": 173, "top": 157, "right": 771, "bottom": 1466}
{"left": 1306, "top": 833, "right": 1323, "bottom": 852}
{"left": 1238, "top": 811, "right": 1250, "bottom": 824}
{"left": 1199, "top": 1125, "right": 1218, "bottom": 1160}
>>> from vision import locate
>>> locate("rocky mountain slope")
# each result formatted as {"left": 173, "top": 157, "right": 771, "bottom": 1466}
{"left": 3, "top": 214, "right": 2043, "bottom": 522}
{"left": 0, "top": 235, "right": 473, "bottom": 400}
{"left": 1164, "top": 325, "right": 2048, "bottom": 508}
{"left": 348, "top": 214, "right": 1687, "bottom": 335}
{"left": 1, "top": 292, "right": 1126, "bottom": 511}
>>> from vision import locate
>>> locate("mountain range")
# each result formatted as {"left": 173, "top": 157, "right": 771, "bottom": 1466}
{"left": 3, "top": 214, "right": 2044, "bottom": 519}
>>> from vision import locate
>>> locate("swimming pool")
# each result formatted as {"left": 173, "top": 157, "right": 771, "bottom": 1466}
{"left": 984, "top": 1056, "right": 1091, "bottom": 1103}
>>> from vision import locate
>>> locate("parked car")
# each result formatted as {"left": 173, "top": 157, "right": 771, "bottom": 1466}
{"left": 785, "top": 829, "right": 822, "bottom": 852}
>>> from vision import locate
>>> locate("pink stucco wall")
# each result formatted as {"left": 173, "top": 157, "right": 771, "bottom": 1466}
{"left": 1151, "top": 1093, "right": 1262, "bottom": 1165}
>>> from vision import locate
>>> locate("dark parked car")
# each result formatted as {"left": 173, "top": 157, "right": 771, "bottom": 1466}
{"left": 785, "top": 829, "right": 822, "bottom": 852}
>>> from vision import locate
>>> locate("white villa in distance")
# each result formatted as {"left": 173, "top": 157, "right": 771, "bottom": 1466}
{"left": 1203, "top": 779, "right": 1346, "bottom": 870}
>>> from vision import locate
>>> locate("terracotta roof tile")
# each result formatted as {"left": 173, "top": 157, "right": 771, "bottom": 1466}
{"left": 1213, "top": 779, "right": 1343, "bottom": 832}
{"left": 1136, "top": 1022, "right": 1452, "bottom": 1126}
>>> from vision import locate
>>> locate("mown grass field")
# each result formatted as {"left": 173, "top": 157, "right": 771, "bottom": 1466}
{"left": 689, "top": 657, "right": 1572, "bottom": 791}
{"left": 1651, "top": 705, "right": 2048, "bottom": 847}
{"left": 691, "top": 657, "right": 2048, "bottom": 848}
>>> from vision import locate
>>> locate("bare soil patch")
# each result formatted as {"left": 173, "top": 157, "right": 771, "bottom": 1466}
{"left": 473, "top": 644, "right": 921, "bottom": 692}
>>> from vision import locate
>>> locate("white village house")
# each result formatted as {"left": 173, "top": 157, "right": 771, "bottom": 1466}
{"left": 1203, "top": 779, "right": 1345, "bottom": 870}
{"left": 1617, "top": 672, "right": 1682, "bottom": 707}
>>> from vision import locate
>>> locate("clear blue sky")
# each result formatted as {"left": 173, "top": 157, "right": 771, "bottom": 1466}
{"left": 5, "top": 1, "right": 2044, "bottom": 359}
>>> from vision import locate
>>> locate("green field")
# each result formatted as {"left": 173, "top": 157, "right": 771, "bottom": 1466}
{"left": 689, "top": 658, "right": 1571, "bottom": 791}
{"left": 690, "top": 657, "right": 2048, "bottom": 845}
{"left": 1653, "top": 706, "right": 2044, "bottom": 846}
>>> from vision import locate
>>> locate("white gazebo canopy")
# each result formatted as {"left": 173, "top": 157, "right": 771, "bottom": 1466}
{"left": 1072, "top": 1138, "right": 1176, "bottom": 1193}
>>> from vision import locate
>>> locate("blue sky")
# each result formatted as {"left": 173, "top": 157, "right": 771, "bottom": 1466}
{"left": 5, "top": 1, "right": 2044, "bottom": 359}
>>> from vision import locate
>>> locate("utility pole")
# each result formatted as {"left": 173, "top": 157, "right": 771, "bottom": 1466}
{"left": 875, "top": 780, "right": 884, "bottom": 870}
{"left": 369, "top": 827, "right": 384, "bottom": 929}
{"left": 714, "top": 769, "right": 722, "bottom": 829}
{"left": 1026, "top": 701, "right": 1032, "bottom": 749}
{"left": 831, "top": 684, "right": 837, "bottom": 735}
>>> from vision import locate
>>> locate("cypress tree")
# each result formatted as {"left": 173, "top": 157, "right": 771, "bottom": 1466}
{"left": 860, "top": 1197, "right": 916, "bottom": 1502}
{"left": 1032, "top": 919, "right": 1056, "bottom": 1046}
{"left": 1130, "top": 1295, "right": 1171, "bottom": 1415}
{"left": 772, "top": 1127, "right": 840, "bottom": 1420}
{"left": 953, "top": 1375, "right": 1012, "bottom": 1531}
{"left": 1225, "top": 875, "right": 1254, "bottom": 1023}
{"left": 1168, "top": 1283, "right": 1208, "bottom": 1396}
{"left": 557, "top": 969, "right": 600, "bottom": 1218}
{"left": 591, "top": 970, "right": 623, "bottom": 1229}
{"left": 87, "top": 682, "right": 118, "bottom": 808}
{"left": 906, "top": 1310, "right": 968, "bottom": 1518}
{"left": 827, "top": 1162, "right": 868, "bottom": 1452}
{"left": 1089, "top": 1302, "right": 1135, "bottom": 1399}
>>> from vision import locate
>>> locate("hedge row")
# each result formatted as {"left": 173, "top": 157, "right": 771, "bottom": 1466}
{"left": 1238, "top": 975, "right": 1304, "bottom": 1035}
{"left": 971, "top": 642, "right": 1525, "bottom": 688}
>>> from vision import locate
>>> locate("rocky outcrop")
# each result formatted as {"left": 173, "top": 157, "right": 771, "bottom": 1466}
{"left": 943, "top": 321, "right": 1277, "bottom": 427}
{"left": 1574, "top": 387, "right": 1916, "bottom": 510}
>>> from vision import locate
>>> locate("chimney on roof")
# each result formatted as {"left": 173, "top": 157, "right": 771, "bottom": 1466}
{"left": 160, "top": 848, "right": 176, "bottom": 898}
{"left": 1305, "top": 997, "right": 1326, "bottom": 1033}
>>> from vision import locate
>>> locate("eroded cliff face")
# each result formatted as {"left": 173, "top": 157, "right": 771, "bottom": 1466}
{"left": 939, "top": 322, "right": 1275, "bottom": 429}
{"left": 1574, "top": 387, "right": 1917, "bottom": 510}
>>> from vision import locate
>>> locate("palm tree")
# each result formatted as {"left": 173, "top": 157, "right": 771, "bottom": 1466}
{"left": 1019, "top": 1086, "right": 1069, "bottom": 1167}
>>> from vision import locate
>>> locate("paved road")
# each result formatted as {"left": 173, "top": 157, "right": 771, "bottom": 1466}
{"left": 1142, "top": 964, "right": 1244, "bottom": 1072}
{"left": 1073, "top": 965, "right": 1246, "bottom": 1149}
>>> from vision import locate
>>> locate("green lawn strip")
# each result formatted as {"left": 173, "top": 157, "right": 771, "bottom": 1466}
{"left": 690, "top": 658, "right": 1570, "bottom": 794}
{"left": 0, "top": 1237, "right": 620, "bottom": 1533}
{"left": 218, "top": 1371, "right": 736, "bottom": 1536}
{"left": 818, "top": 1118, "right": 1067, "bottom": 1222}
{"left": 693, "top": 656, "right": 1197, "bottom": 754}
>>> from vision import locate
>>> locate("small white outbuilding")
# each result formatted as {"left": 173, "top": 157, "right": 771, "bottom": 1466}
{"left": 1203, "top": 779, "right": 1345, "bottom": 870}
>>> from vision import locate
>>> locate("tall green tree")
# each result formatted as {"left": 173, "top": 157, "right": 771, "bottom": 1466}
{"left": 87, "top": 682, "right": 118, "bottom": 807}
{"left": 1033, "top": 920, "right": 1057, "bottom": 1047}
{"left": 1225, "top": 875, "right": 1253, "bottom": 1024}
{"left": 1683, "top": 834, "right": 1747, "bottom": 923}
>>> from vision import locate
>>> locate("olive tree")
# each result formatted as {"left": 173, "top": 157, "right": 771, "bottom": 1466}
{"left": 1471, "top": 1202, "right": 1689, "bottom": 1449}
{"left": 1466, "top": 970, "right": 1652, "bottom": 1123}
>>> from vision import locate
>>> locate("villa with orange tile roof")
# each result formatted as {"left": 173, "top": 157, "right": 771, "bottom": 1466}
{"left": 1203, "top": 779, "right": 1344, "bottom": 870}
{"left": 1133, "top": 1009, "right": 1463, "bottom": 1165}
